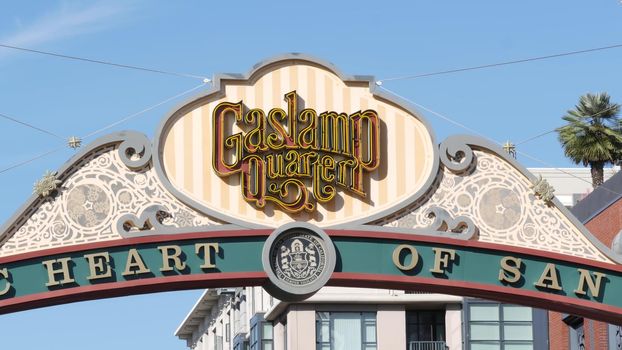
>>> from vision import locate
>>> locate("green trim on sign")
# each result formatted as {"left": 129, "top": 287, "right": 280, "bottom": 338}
{"left": 333, "top": 237, "right": 618, "bottom": 307}
{"left": 0, "top": 237, "right": 265, "bottom": 299}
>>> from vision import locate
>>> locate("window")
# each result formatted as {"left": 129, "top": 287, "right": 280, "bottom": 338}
{"left": 250, "top": 313, "right": 273, "bottom": 350}
{"left": 563, "top": 315, "right": 584, "bottom": 350}
{"left": 468, "top": 303, "right": 534, "bottom": 350}
{"left": 406, "top": 310, "right": 445, "bottom": 343}
{"left": 316, "top": 312, "right": 377, "bottom": 350}
{"left": 226, "top": 322, "right": 231, "bottom": 343}
{"left": 608, "top": 324, "right": 622, "bottom": 349}
{"left": 233, "top": 333, "right": 249, "bottom": 350}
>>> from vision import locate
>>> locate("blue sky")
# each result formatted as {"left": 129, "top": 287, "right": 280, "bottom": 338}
{"left": 0, "top": 1, "right": 621, "bottom": 349}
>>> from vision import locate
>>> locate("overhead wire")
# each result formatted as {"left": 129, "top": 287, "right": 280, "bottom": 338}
{"left": 378, "top": 43, "right": 622, "bottom": 83}
{"left": 2, "top": 42, "right": 620, "bottom": 179}
{"left": 82, "top": 81, "right": 208, "bottom": 139}
{"left": 515, "top": 103, "right": 622, "bottom": 145}
{"left": 0, "top": 112, "right": 64, "bottom": 140}
{"left": 0, "top": 147, "right": 65, "bottom": 174}
{"left": 377, "top": 85, "right": 622, "bottom": 197}
{"left": 377, "top": 86, "right": 498, "bottom": 143}
{"left": 0, "top": 81, "right": 209, "bottom": 175}
{"left": 0, "top": 43, "right": 210, "bottom": 82}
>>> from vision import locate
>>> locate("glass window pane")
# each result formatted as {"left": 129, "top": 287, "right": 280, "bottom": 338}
{"left": 317, "top": 312, "right": 330, "bottom": 321}
{"left": 470, "top": 324, "right": 500, "bottom": 340}
{"left": 471, "top": 343, "right": 500, "bottom": 350}
{"left": 262, "top": 341, "right": 273, "bottom": 350}
{"left": 503, "top": 306, "right": 532, "bottom": 321}
{"left": 470, "top": 305, "right": 500, "bottom": 321}
{"left": 420, "top": 311, "right": 434, "bottom": 323}
{"left": 364, "top": 346, "right": 377, "bottom": 350}
{"left": 332, "top": 313, "right": 362, "bottom": 350}
{"left": 322, "top": 322, "right": 330, "bottom": 342}
{"left": 435, "top": 325, "right": 446, "bottom": 341}
{"left": 263, "top": 323, "right": 273, "bottom": 339}
{"left": 364, "top": 323, "right": 376, "bottom": 342}
{"left": 505, "top": 344, "right": 533, "bottom": 350}
{"left": 504, "top": 325, "right": 533, "bottom": 341}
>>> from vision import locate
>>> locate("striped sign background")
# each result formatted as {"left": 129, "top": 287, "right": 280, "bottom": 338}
{"left": 160, "top": 61, "right": 436, "bottom": 227}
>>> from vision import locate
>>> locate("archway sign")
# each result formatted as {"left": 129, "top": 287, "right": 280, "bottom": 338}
{"left": 1, "top": 54, "right": 622, "bottom": 323}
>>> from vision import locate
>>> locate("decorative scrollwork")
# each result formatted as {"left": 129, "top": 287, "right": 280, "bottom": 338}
{"left": 380, "top": 148, "right": 611, "bottom": 263}
{"left": 439, "top": 137, "right": 475, "bottom": 174}
{"left": 426, "top": 207, "right": 478, "bottom": 239}
{"left": 118, "top": 133, "right": 152, "bottom": 170}
{"left": 116, "top": 205, "right": 171, "bottom": 237}
{"left": 0, "top": 133, "right": 221, "bottom": 257}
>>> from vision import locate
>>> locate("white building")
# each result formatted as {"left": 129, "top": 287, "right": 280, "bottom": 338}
{"left": 528, "top": 168, "right": 616, "bottom": 207}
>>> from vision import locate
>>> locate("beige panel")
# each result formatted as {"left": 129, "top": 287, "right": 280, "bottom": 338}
{"left": 377, "top": 305, "right": 407, "bottom": 349}
{"left": 161, "top": 62, "right": 436, "bottom": 227}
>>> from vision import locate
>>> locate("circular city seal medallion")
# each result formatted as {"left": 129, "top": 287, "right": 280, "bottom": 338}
{"left": 262, "top": 223, "right": 336, "bottom": 301}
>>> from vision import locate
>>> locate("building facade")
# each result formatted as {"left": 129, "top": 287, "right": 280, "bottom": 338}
{"left": 176, "top": 286, "right": 550, "bottom": 350}
{"left": 549, "top": 170, "right": 622, "bottom": 350}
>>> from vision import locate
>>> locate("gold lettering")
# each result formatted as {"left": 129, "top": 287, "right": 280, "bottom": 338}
{"left": 297, "top": 109, "right": 317, "bottom": 149}
{"left": 195, "top": 243, "right": 219, "bottom": 269}
{"left": 243, "top": 109, "right": 268, "bottom": 153}
{"left": 498, "top": 256, "right": 522, "bottom": 284}
{"left": 0, "top": 267, "right": 10, "bottom": 296}
{"left": 430, "top": 248, "right": 456, "bottom": 275}
{"left": 574, "top": 269, "right": 606, "bottom": 298}
{"left": 212, "top": 91, "right": 382, "bottom": 213}
{"left": 42, "top": 257, "right": 75, "bottom": 287}
{"left": 212, "top": 101, "right": 243, "bottom": 175}
{"left": 392, "top": 245, "right": 419, "bottom": 271}
{"left": 350, "top": 110, "right": 380, "bottom": 170}
{"left": 158, "top": 245, "right": 187, "bottom": 272}
{"left": 535, "top": 263, "right": 562, "bottom": 291}
{"left": 84, "top": 252, "right": 112, "bottom": 281}
{"left": 122, "top": 249, "right": 151, "bottom": 276}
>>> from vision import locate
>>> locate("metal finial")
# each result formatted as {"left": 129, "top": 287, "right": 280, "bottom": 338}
{"left": 33, "top": 170, "right": 62, "bottom": 197}
{"left": 67, "top": 136, "right": 82, "bottom": 149}
{"left": 503, "top": 140, "right": 516, "bottom": 159}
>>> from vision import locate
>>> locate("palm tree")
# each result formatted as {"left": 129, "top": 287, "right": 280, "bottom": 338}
{"left": 556, "top": 92, "right": 622, "bottom": 187}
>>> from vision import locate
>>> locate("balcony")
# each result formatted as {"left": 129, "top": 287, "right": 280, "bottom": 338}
{"left": 408, "top": 340, "right": 447, "bottom": 350}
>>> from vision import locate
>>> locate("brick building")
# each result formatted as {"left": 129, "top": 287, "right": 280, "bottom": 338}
{"left": 548, "top": 170, "right": 622, "bottom": 349}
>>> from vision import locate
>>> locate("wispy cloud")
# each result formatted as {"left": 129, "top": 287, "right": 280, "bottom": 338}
{"left": 1, "top": 2, "right": 133, "bottom": 50}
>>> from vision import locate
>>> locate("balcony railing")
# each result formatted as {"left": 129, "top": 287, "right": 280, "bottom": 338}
{"left": 408, "top": 340, "right": 447, "bottom": 350}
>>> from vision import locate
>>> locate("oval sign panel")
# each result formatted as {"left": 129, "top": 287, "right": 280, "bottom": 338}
{"left": 154, "top": 55, "right": 438, "bottom": 228}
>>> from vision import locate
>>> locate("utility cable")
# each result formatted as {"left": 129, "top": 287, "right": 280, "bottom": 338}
{"left": 378, "top": 85, "right": 622, "bottom": 196}
{"left": 81, "top": 82, "right": 207, "bottom": 139}
{"left": 0, "top": 43, "right": 210, "bottom": 82}
{"left": 516, "top": 130, "right": 557, "bottom": 146}
{"left": 378, "top": 86, "right": 498, "bottom": 143}
{"left": 0, "top": 147, "right": 65, "bottom": 174}
{"left": 0, "top": 112, "right": 64, "bottom": 140}
{"left": 379, "top": 43, "right": 622, "bottom": 83}
{"left": 0, "top": 82, "right": 208, "bottom": 176}
{"left": 516, "top": 102, "right": 622, "bottom": 145}
{"left": 517, "top": 150, "right": 622, "bottom": 197}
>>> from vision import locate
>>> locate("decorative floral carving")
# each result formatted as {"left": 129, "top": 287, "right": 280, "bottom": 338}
{"left": 33, "top": 170, "right": 62, "bottom": 197}
{"left": 379, "top": 150, "right": 611, "bottom": 263}
{"left": 530, "top": 175, "right": 555, "bottom": 204}
{"left": 0, "top": 141, "right": 221, "bottom": 257}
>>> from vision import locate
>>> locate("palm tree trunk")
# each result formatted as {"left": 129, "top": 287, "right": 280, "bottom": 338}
{"left": 590, "top": 162, "right": 605, "bottom": 187}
